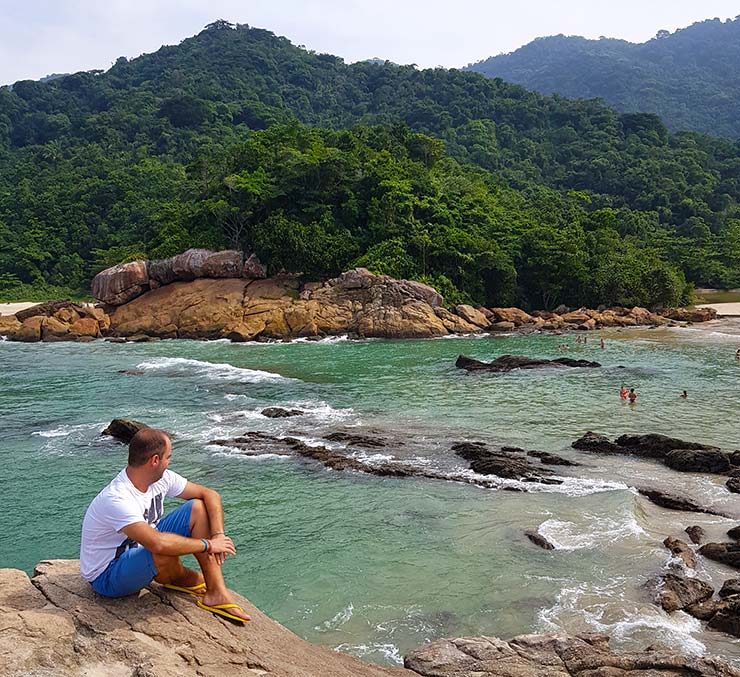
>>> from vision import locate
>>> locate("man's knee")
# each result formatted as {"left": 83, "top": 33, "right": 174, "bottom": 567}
{"left": 189, "top": 498, "right": 206, "bottom": 524}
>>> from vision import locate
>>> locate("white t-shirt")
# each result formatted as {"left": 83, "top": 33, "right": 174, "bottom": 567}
{"left": 80, "top": 468, "right": 188, "bottom": 581}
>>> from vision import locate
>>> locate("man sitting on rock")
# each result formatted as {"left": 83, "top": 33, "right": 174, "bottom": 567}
{"left": 80, "top": 428, "right": 251, "bottom": 624}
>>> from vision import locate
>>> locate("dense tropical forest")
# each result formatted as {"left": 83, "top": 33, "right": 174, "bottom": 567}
{"left": 467, "top": 16, "right": 740, "bottom": 138}
{"left": 1, "top": 19, "right": 739, "bottom": 308}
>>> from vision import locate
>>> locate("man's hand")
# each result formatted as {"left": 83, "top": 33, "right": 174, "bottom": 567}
{"left": 207, "top": 533, "right": 236, "bottom": 565}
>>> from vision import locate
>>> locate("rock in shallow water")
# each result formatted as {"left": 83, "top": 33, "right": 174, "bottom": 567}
{"left": 101, "top": 418, "right": 149, "bottom": 443}
{"left": 455, "top": 354, "right": 601, "bottom": 372}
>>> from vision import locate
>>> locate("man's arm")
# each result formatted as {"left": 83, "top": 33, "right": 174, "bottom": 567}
{"left": 177, "top": 481, "right": 226, "bottom": 537}
{"left": 121, "top": 521, "right": 235, "bottom": 557}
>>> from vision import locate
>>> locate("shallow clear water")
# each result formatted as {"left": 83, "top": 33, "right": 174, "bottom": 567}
{"left": 2, "top": 323, "right": 740, "bottom": 665}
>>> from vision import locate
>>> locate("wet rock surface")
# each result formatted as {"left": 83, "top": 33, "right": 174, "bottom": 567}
{"left": 455, "top": 354, "right": 601, "bottom": 372}
{"left": 637, "top": 487, "right": 729, "bottom": 516}
{"left": 654, "top": 572, "right": 714, "bottom": 612}
{"left": 525, "top": 530, "right": 555, "bottom": 550}
{"left": 686, "top": 525, "right": 707, "bottom": 544}
{"left": 663, "top": 536, "right": 697, "bottom": 568}
{"left": 261, "top": 407, "right": 304, "bottom": 418}
{"left": 699, "top": 542, "right": 740, "bottom": 570}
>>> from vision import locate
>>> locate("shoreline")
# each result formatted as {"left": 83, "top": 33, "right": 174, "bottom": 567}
{"left": 0, "top": 301, "right": 42, "bottom": 316}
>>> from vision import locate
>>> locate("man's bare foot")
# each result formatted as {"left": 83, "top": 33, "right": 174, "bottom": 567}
{"left": 202, "top": 590, "right": 252, "bottom": 622}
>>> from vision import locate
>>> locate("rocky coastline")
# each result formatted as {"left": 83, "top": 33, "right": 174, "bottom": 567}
{"left": 4, "top": 560, "right": 739, "bottom": 676}
{"left": 0, "top": 249, "right": 718, "bottom": 343}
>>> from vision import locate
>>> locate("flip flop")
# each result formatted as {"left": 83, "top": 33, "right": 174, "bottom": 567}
{"left": 196, "top": 599, "right": 250, "bottom": 625}
{"left": 162, "top": 581, "right": 207, "bottom": 596}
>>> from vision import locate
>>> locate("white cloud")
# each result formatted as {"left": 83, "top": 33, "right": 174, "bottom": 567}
{"left": 1, "top": 0, "right": 738, "bottom": 84}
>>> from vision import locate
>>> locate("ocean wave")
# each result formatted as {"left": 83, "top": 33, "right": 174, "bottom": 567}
{"left": 538, "top": 582, "right": 706, "bottom": 656}
{"left": 32, "top": 422, "right": 105, "bottom": 438}
{"left": 316, "top": 603, "right": 354, "bottom": 631}
{"left": 334, "top": 642, "right": 402, "bottom": 665}
{"left": 458, "top": 470, "right": 628, "bottom": 496}
{"left": 135, "top": 357, "right": 289, "bottom": 382}
{"left": 537, "top": 514, "right": 646, "bottom": 551}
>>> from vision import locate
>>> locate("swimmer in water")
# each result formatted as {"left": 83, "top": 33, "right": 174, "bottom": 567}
{"left": 680, "top": 390, "right": 688, "bottom": 399}
{"left": 600, "top": 337, "right": 605, "bottom": 349}
{"left": 619, "top": 385, "right": 628, "bottom": 400}
{"left": 628, "top": 388, "right": 637, "bottom": 404}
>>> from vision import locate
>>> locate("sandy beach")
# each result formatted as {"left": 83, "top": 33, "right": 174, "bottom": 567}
{"left": 0, "top": 302, "right": 42, "bottom": 316}
{"left": 697, "top": 302, "right": 740, "bottom": 316}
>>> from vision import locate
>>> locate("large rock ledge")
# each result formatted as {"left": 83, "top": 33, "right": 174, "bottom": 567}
{"left": 1, "top": 559, "right": 406, "bottom": 677}
{"left": 4, "top": 561, "right": 739, "bottom": 677}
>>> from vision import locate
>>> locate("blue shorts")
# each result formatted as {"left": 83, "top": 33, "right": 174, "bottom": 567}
{"left": 91, "top": 500, "right": 194, "bottom": 598}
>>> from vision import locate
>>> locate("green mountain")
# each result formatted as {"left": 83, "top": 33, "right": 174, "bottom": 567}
{"left": 1, "top": 20, "right": 739, "bottom": 308}
{"left": 466, "top": 16, "right": 740, "bottom": 138}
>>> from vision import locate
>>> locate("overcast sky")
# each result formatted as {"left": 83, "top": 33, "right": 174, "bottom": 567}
{"left": 1, "top": 0, "right": 739, "bottom": 84}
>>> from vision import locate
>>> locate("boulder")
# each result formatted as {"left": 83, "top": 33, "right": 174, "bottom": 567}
{"left": 615, "top": 433, "right": 718, "bottom": 459}
{"left": 0, "top": 314, "right": 21, "bottom": 336}
{"left": 67, "top": 317, "right": 101, "bottom": 339}
{"left": 730, "top": 451, "right": 740, "bottom": 466}
{"left": 663, "top": 536, "right": 696, "bottom": 568}
{"left": 403, "top": 631, "right": 739, "bottom": 676}
{"left": 171, "top": 248, "right": 212, "bottom": 281}
{"left": 699, "top": 543, "right": 740, "bottom": 570}
{"left": 396, "top": 279, "right": 444, "bottom": 307}
{"left": 489, "top": 307, "right": 534, "bottom": 326}
{"left": 728, "top": 477, "right": 740, "bottom": 493}
{"left": 560, "top": 309, "right": 591, "bottom": 324}
{"left": 201, "top": 249, "right": 243, "bottom": 278}
{"left": 434, "top": 307, "right": 481, "bottom": 333}
{"left": 708, "top": 597, "right": 740, "bottom": 638}
{"left": 729, "top": 526, "right": 740, "bottom": 541}
{"left": 13, "top": 315, "right": 45, "bottom": 342}
{"left": 92, "top": 260, "right": 150, "bottom": 305}
{"left": 719, "top": 579, "right": 740, "bottom": 598}
{"left": 525, "top": 530, "right": 555, "bottom": 550}
{"left": 41, "top": 316, "right": 71, "bottom": 341}
{"left": 665, "top": 448, "right": 732, "bottom": 474}
{"left": 242, "top": 252, "right": 268, "bottom": 279}
{"left": 571, "top": 432, "right": 622, "bottom": 454}
{"left": 148, "top": 256, "right": 178, "bottom": 285}
{"left": 663, "top": 307, "right": 718, "bottom": 322}
{"left": 261, "top": 407, "right": 304, "bottom": 418}
{"left": 101, "top": 418, "right": 149, "bottom": 443}
{"left": 15, "top": 300, "right": 76, "bottom": 321}
{"left": 656, "top": 572, "right": 713, "bottom": 612}
{"left": 453, "top": 304, "right": 490, "bottom": 329}
{"left": 686, "top": 526, "right": 706, "bottom": 544}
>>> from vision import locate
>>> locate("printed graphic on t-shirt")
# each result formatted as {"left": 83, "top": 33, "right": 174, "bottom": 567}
{"left": 114, "top": 493, "right": 165, "bottom": 558}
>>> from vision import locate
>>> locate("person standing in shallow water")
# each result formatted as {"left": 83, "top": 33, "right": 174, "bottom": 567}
{"left": 628, "top": 388, "right": 637, "bottom": 404}
{"left": 619, "top": 385, "right": 628, "bottom": 400}
{"left": 80, "top": 428, "right": 251, "bottom": 624}
{"left": 680, "top": 390, "right": 688, "bottom": 399}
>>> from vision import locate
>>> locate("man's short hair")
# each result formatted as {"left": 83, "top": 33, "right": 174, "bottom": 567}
{"left": 128, "top": 428, "right": 170, "bottom": 466}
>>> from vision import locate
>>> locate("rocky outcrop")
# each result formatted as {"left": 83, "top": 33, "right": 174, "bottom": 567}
{"left": 101, "top": 418, "right": 149, "bottom": 443}
{"left": 686, "top": 525, "right": 706, "bottom": 544}
{"left": 105, "top": 270, "right": 450, "bottom": 341}
{"left": 573, "top": 432, "right": 736, "bottom": 478}
{"left": 663, "top": 306, "right": 718, "bottom": 322}
{"left": 261, "top": 407, "right": 304, "bottom": 418}
{"left": 0, "top": 559, "right": 406, "bottom": 677}
{"left": 456, "top": 354, "right": 601, "bottom": 372}
{"left": 525, "top": 530, "right": 555, "bottom": 550}
{"left": 637, "top": 488, "right": 729, "bottom": 516}
{"left": 403, "top": 631, "right": 740, "bottom": 676}
{"left": 92, "top": 260, "right": 150, "bottom": 305}
{"left": 450, "top": 442, "right": 562, "bottom": 483}
{"left": 655, "top": 572, "right": 714, "bottom": 612}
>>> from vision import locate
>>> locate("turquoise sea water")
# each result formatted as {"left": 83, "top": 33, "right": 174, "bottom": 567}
{"left": 2, "top": 324, "right": 740, "bottom": 665}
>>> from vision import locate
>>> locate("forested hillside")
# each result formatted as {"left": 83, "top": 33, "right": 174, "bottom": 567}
{"left": 467, "top": 17, "right": 740, "bottom": 138}
{"left": 1, "top": 20, "right": 739, "bottom": 308}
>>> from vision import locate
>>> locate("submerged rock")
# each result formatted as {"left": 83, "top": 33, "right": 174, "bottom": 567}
{"left": 403, "top": 631, "right": 739, "bottom": 676}
{"left": 261, "top": 407, "right": 304, "bottom": 418}
{"left": 637, "top": 488, "right": 728, "bottom": 517}
{"left": 525, "top": 530, "right": 555, "bottom": 550}
{"left": 455, "top": 354, "right": 601, "bottom": 372}
{"left": 615, "top": 433, "right": 718, "bottom": 459}
{"left": 686, "top": 525, "right": 707, "bottom": 544}
{"left": 324, "top": 431, "right": 387, "bottom": 447}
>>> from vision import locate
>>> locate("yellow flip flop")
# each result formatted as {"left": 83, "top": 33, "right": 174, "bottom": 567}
{"left": 163, "top": 581, "right": 206, "bottom": 596}
{"left": 196, "top": 599, "right": 250, "bottom": 624}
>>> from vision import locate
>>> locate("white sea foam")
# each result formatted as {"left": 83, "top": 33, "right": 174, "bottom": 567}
{"left": 538, "top": 582, "right": 706, "bottom": 657}
{"left": 33, "top": 422, "right": 105, "bottom": 438}
{"left": 537, "top": 514, "right": 646, "bottom": 550}
{"left": 316, "top": 603, "right": 354, "bottom": 631}
{"left": 458, "top": 469, "right": 627, "bottom": 496}
{"left": 335, "top": 642, "right": 403, "bottom": 665}
{"left": 135, "top": 357, "right": 288, "bottom": 382}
